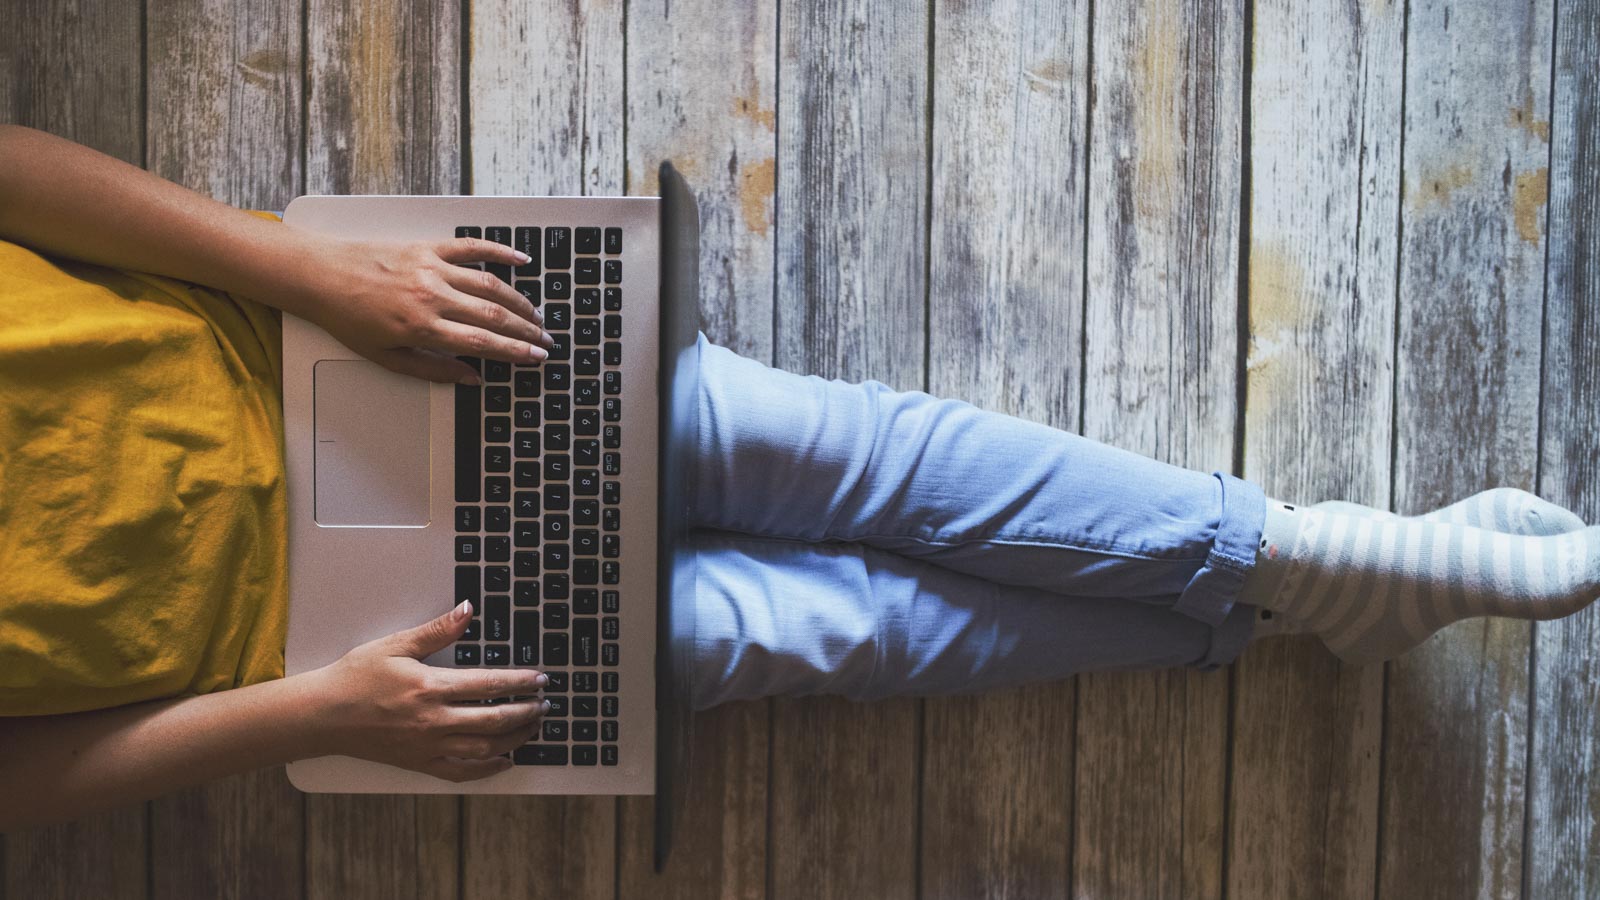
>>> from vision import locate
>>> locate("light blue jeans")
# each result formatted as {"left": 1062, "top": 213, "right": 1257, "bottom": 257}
{"left": 687, "top": 335, "right": 1267, "bottom": 709}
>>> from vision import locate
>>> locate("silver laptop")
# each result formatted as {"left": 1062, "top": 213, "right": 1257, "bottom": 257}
{"left": 280, "top": 164, "right": 700, "bottom": 830}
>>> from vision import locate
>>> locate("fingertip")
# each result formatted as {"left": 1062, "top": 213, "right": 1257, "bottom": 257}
{"left": 459, "top": 371, "right": 483, "bottom": 386}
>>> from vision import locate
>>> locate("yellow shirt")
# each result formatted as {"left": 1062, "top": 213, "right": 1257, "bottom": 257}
{"left": 0, "top": 216, "right": 288, "bottom": 716}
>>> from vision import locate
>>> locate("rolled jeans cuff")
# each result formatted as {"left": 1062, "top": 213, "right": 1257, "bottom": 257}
{"left": 1170, "top": 471, "right": 1266, "bottom": 627}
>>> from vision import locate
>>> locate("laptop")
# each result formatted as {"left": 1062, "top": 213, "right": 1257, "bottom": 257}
{"left": 279, "top": 164, "right": 700, "bottom": 862}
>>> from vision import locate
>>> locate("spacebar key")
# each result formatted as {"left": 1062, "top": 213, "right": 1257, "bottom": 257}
{"left": 514, "top": 744, "right": 569, "bottom": 766}
{"left": 455, "top": 356, "right": 482, "bottom": 502}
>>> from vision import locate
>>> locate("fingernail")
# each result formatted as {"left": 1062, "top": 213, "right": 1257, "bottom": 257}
{"left": 535, "top": 672, "right": 549, "bottom": 686}
{"left": 513, "top": 251, "right": 532, "bottom": 264}
{"left": 529, "top": 344, "right": 547, "bottom": 361}
{"left": 459, "top": 372, "right": 482, "bottom": 386}
{"left": 541, "top": 700, "right": 551, "bottom": 713}
{"left": 454, "top": 600, "right": 472, "bottom": 620}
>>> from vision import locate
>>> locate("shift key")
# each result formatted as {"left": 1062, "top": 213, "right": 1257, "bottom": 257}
{"left": 514, "top": 611, "right": 539, "bottom": 665}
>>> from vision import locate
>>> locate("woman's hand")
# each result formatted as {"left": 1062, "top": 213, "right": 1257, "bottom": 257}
{"left": 290, "top": 237, "right": 555, "bottom": 385}
{"left": 304, "top": 601, "right": 549, "bottom": 782}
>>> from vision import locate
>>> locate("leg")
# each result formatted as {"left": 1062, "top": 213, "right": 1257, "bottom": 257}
{"left": 691, "top": 334, "right": 1265, "bottom": 627}
{"left": 689, "top": 530, "right": 1257, "bottom": 710}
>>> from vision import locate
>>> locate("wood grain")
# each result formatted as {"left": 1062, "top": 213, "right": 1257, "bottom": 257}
{"left": 1227, "top": 0, "right": 1402, "bottom": 895}
{"left": 142, "top": 2, "right": 306, "bottom": 895}
{"left": 303, "top": 2, "right": 464, "bottom": 896}
{"left": 1526, "top": 0, "right": 1600, "bottom": 893}
{"left": 1380, "top": 0, "right": 1554, "bottom": 896}
{"left": 770, "top": 1, "right": 929, "bottom": 897}
{"left": 618, "top": 1, "right": 777, "bottom": 895}
{"left": 1074, "top": 0, "right": 1242, "bottom": 895}
{"left": 0, "top": 2, "right": 145, "bottom": 896}
{"left": 920, "top": 0, "right": 1087, "bottom": 896}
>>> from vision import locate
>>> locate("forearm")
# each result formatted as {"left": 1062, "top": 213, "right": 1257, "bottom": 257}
{"left": 0, "top": 669, "right": 334, "bottom": 830}
{"left": 0, "top": 125, "right": 325, "bottom": 318}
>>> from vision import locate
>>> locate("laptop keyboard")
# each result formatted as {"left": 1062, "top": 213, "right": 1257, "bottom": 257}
{"left": 451, "top": 223, "right": 625, "bottom": 769}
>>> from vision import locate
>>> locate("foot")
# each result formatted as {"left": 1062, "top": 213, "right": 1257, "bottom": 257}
{"left": 1313, "top": 487, "right": 1584, "bottom": 535}
{"left": 1242, "top": 502, "right": 1599, "bottom": 664}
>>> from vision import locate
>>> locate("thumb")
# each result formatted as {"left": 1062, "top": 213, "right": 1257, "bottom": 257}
{"left": 376, "top": 347, "right": 482, "bottom": 385}
{"left": 387, "top": 601, "right": 474, "bottom": 658}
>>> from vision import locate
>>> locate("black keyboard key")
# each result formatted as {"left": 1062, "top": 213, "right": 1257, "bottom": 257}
{"left": 574, "top": 529, "right": 599, "bottom": 556}
{"left": 602, "top": 507, "right": 620, "bottom": 532}
{"left": 514, "top": 461, "right": 539, "bottom": 488}
{"left": 603, "top": 227, "right": 622, "bottom": 254}
{"left": 573, "top": 671, "right": 598, "bottom": 693}
{"left": 455, "top": 565, "right": 481, "bottom": 609}
{"left": 602, "top": 425, "right": 621, "bottom": 449}
{"left": 548, "top": 332, "right": 571, "bottom": 360}
{"left": 486, "top": 416, "right": 511, "bottom": 443}
{"left": 575, "top": 288, "right": 601, "bottom": 315}
{"left": 602, "top": 562, "right": 619, "bottom": 585}
{"left": 463, "top": 618, "right": 480, "bottom": 641}
{"left": 545, "top": 227, "right": 572, "bottom": 269}
{"left": 602, "top": 672, "right": 619, "bottom": 693}
{"left": 544, "top": 671, "right": 569, "bottom": 692}
{"left": 575, "top": 317, "right": 601, "bottom": 346}
{"left": 545, "top": 302, "right": 571, "bottom": 331}
{"left": 544, "top": 602, "right": 570, "bottom": 629}
{"left": 543, "top": 512, "right": 570, "bottom": 541}
{"left": 514, "top": 580, "right": 539, "bottom": 606}
{"left": 456, "top": 226, "right": 482, "bottom": 240}
{"left": 575, "top": 348, "right": 601, "bottom": 375}
{"left": 574, "top": 618, "right": 599, "bottom": 666}
{"left": 572, "top": 745, "right": 598, "bottom": 766}
{"left": 603, "top": 260, "right": 621, "bottom": 284}
{"left": 574, "top": 440, "right": 600, "bottom": 466}
{"left": 483, "top": 644, "right": 510, "bottom": 666}
{"left": 602, "top": 617, "right": 619, "bottom": 640}
{"left": 602, "top": 534, "right": 619, "bottom": 558}
{"left": 603, "top": 287, "right": 622, "bottom": 311}
{"left": 514, "top": 520, "right": 540, "bottom": 548}
{"left": 514, "top": 226, "right": 541, "bottom": 276}
{"left": 514, "top": 368, "right": 540, "bottom": 397}
{"left": 485, "top": 444, "right": 510, "bottom": 473}
{"left": 602, "top": 398, "right": 621, "bottom": 422}
{"left": 603, "top": 590, "right": 621, "bottom": 614}
{"left": 574, "top": 470, "right": 600, "bottom": 496}
{"left": 514, "top": 400, "right": 540, "bottom": 429}
{"left": 603, "top": 452, "right": 620, "bottom": 476}
{"left": 545, "top": 483, "right": 570, "bottom": 511}
{"left": 543, "top": 632, "right": 569, "bottom": 666}
{"left": 485, "top": 595, "right": 510, "bottom": 640}
{"left": 515, "top": 490, "right": 540, "bottom": 517}
{"left": 545, "top": 272, "right": 571, "bottom": 300}
{"left": 455, "top": 644, "right": 480, "bottom": 665}
{"left": 545, "top": 394, "right": 570, "bottom": 421}
{"left": 575, "top": 379, "right": 600, "bottom": 406}
{"left": 575, "top": 257, "right": 602, "bottom": 285}
{"left": 601, "top": 643, "right": 619, "bottom": 666}
{"left": 546, "top": 695, "right": 569, "bottom": 716}
{"left": 601, "top": 745, "right": 618, "bottom": 766}
{"left": 603, "top": 314, "right": 622, "bottom": 340}
{"left": 456, "top": 506, "right": 481, "bottom": 532}
{"left": 602, "top": 696, "right": 619, "bottom": 717}
{"left": 575, "top": 409, "right": 600, "bottom": 436}
{"left": 484, "top": 359, "right": 512, "bottom": 383}
{"left": 455, "top": 377, "right": 481, "bottom": 502}
{"left": 544, "top": 363, "right": 571, "bottom": 392}
{"left": 603, "top": 481, "right": 621, "bottom": 505}
{"left": 573, "top": 696, "right": 599, "bottom": 718}
{"left": 544, "top": 424, "right": 571, "bottom": 452}
{"left": 576, "top": 227, "right": 602, "bottom": 254}
{"left": 575, "top": 500, "right": 600, "bottom": 526}
{"left": 544, "top": 543, "right": 570, "bottom": 571}
{"left": 514, "top": 744, "right": 568, "bottom": 766}
{"left": 513, "top": 550, "right": 539, "bottom": 578}
{"left": 572, "top": 720, "right": 597, "bottom": 742}
{"left": 604, "top": 341, "right": 622, "bottom": 366}
{"left": 573, "top": 559, "right": 599, "bottom": 585}
{"left": 484, "top": 385, "right": 510, "bottom": 413}
{"left": 574, "top": 589, "right": 599, "bottom": 615}
{"left": 514, "top": 611, "right": 538, "bottom": 664}
{"left": 486, "top": 226, "right": 512, "bottom": 246}
{"left": 485, "top": 476, "right": 510, "bottom": 503}
{"left": 455, "top": 536, "right": 481, "bottom": 562}
{"left": 542, "top": 719, "right": 568, "bottom": 741}
{"left": 485, "top": 565, "right": 510, "bottom": 591}
{"left": 603, "top": 371, "right": 621, "bottom": 394}
{"left": 487, "top": 262, "right": 512, "bottom": 285}
{"left": 515, "top": 432, "right": 539, "bottom": 458}
{"left": 601, "top": 721, "right": 618, "bottom": 742}
{"left": 544, "top": 573, "right": 570, "bottom": 600}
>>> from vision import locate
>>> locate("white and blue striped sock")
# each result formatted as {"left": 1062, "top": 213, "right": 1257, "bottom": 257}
{"left": 1313, "top": 487, "right": 1585, "bottom": 535}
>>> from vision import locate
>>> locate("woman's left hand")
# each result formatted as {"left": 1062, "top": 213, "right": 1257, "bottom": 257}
{"left": 287, "top": 236, "right": 553, "bottom": 384}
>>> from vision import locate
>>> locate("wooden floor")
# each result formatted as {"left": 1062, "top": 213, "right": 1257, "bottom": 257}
{"left": 3, "top": 0, "right": 1597, "bottom": 897}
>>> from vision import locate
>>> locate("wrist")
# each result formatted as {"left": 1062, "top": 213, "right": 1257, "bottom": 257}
{"left": 278, "top": 665, "right": 350, "bottom": 760}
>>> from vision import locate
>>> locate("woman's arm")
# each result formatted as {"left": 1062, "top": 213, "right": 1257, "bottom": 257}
{"left": 0, "top": 125, "right": 551, "bottom": 384}
{"left": 0, "top": 603, "right": 548, "bottom": 831}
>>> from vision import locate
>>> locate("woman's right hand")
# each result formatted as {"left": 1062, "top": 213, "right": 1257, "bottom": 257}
{"left": 304, "top": 601, "right": 548, "bottom": 782}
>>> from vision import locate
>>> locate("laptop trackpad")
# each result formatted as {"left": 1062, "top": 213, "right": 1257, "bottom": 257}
{"left": 314, "top": 360, "right": 431, "bottom": 527}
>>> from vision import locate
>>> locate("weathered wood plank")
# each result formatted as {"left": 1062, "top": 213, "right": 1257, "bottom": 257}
{"left": 1073, "top": 0, "right": 1242, "bottom": 896}
{"left": 1227, "top": 0, "right": 1402, "bottom": 895}
{"left": 1527, "top": 0, "right": 1600, "bottom": 893}
{"left": 143, "top": 2, "right": 305, "bottom": 895}
{"left": 0, "top": 2, "right": 145, "bottom": 896}
{"left": 461, "top": 3, "right": 624, "bottom": 896}
{"left": 303, "top": 2, "right": 463, "bottom": 896}
{"left": 1381, "top": 0, "right": 1554, "bottom": 895}
{"left": 770, "top": 1, "right": 928, "bottom": 897}
{"left": 618, "top": 1, "right": 776, "bottom": 895}
{"left": 920, "top": 0, "right": 1087, "bottom": 895}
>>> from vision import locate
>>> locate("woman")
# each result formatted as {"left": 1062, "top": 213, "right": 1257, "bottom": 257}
{"left": 1, "top": 125, "right": 1593, "bottom": 829}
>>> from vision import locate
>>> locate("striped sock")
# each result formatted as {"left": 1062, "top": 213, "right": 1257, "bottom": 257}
{"left": 1240, "top": 500, "right": 1599, "bottom": 664}
{"left": 1313, "top": 487, "right": 1585, "bottom": 535}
